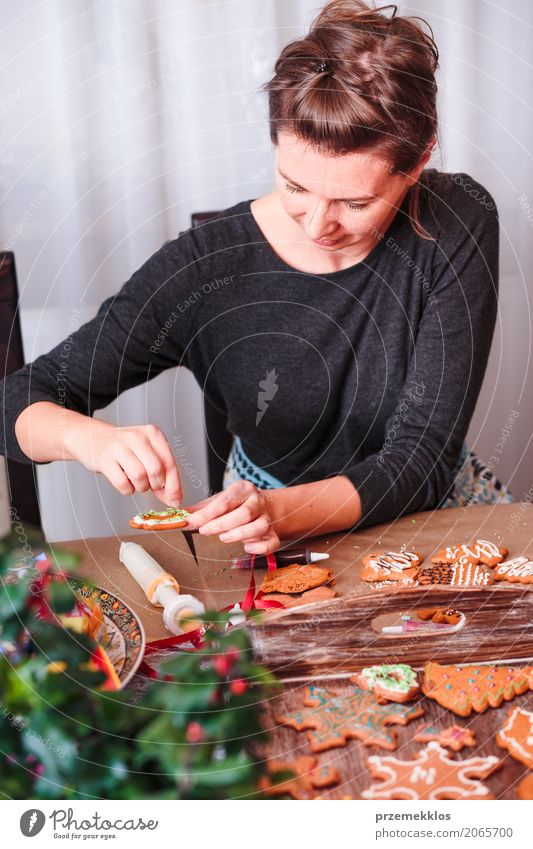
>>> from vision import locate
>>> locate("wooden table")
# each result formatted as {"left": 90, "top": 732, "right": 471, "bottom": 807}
{"left": 60, "top": 502, "right": 533, "bottom": 799}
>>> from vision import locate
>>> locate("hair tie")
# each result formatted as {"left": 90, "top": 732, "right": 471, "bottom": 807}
{"left": 315, "top": 61, "right": 330, "bottom": 74}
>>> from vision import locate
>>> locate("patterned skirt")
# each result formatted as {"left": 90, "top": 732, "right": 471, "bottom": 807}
{"left": 223, "top": 436, "right": 513, "bottom": 508}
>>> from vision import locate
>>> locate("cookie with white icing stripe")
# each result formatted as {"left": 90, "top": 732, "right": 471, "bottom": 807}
{"left": 449, "top": 557, "right": 494, "bottom": 586}
{"left": 494, "top": 556, "right": 533, "bottom": 584}
{"left": 431, "top": 539, "right": 507, "bottom": 567}
{"left": 360, "top": 550, "right": 422, "bottom": 583}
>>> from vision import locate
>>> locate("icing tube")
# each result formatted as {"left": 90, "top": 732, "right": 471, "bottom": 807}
{"left": 119, "top": 541, "right": 205, "bottom": 636}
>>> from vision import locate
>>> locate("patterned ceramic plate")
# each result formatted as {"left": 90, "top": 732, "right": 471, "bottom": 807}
{"left": 69, "top": 578, "right": 146, "bottom": 687}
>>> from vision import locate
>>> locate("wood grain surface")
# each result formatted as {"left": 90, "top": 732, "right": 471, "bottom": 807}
{"left": 58, "top": 502, "right": 533, "bottom": 800}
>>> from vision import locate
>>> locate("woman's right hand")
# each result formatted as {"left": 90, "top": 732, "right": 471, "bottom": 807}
{"left": 66, "top": 418, "right": 183, "bottom": 505}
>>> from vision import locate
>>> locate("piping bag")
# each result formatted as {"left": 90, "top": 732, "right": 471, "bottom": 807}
{"left": 119, "top": 541, "right": 205, "bottom": 636}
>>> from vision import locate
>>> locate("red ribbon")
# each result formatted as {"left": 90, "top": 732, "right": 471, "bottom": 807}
{"left": 224, "top": 551, "right": 283, "bottom": 614}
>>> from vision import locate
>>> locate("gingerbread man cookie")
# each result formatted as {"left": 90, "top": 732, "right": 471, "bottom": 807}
{"left": 422, "top": 662, "right": 532, "bottom": 717}
{"left": 360, "top": 550, "right": 422, "bottom": 583}
{"left": 277, "top": 684, "right": 424, "bottom": 752}
{"left": 417, "top": 608, "right": 463, "bottom": 625}
{"left": 354, "top": 664, "right": 419, "bottom": 703}
{"left": 494, "top": 556, "right": 533, "bottom": 584}
{"left": 259, "top": 755, "right": 340, "bottom": 799}
{"left": 431, "top": 539, "right": 507, "bottom": 567}
{"left": 496, "top": 707, "right": 533, "bottom": 769}
{"left": 413, "top": 722, "right": 477, "bottom": 751}
{"left": 361, "top": 742, "right": 500, "bottom": 800}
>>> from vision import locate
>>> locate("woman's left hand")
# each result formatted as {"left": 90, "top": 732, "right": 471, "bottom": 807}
{"left": 183, "top": 480, "right": 280, "bottom": 554}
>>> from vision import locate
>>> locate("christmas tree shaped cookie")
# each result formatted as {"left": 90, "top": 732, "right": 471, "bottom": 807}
{"left": 422, "top": 662, "right": 532, "bottom": 717}
{"left": 276, "top": 684, "right": 424, "bottom": 752}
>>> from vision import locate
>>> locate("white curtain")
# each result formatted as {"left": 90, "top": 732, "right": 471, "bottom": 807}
{"left": 1, "top": 0, "right": 531, "bottom": 541}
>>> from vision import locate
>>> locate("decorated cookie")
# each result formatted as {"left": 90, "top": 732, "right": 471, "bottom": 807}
{"left": 277, "top": 684, "right": 424, "bottom": 752}
{"left": 422, "top": 662, "right": 532, "bottom": 717}
{"left": 354, "top": 664, "right": 419, "bottom": 703}
{"left": 416, "top": 608, "right": 463, "bottom": 625}
{"left": 418, "top": 560, "right": 493, "bottom": 586}
{"left": 361, "top": 742, "right": 500, "bottom": 800}
{"left": 360, "top": 550, "right": 422, "bottom": 583}
{"left": 418, "top": 563, "right": 454, "bottom": 585}
{"left": 129, "top": 507, "right": 190, "bottom": 530}
{"left": 496, "top": 707, "right": 533, "bottom": 769}
{"left": 494, "top": 556, "right": 533, "bottom": 584}
{"left": 260, "top": 563, "right": 333, "bottom": 595}
{"left": 259, "top": 755, "right": 340, "bottom": 800}
{"left": 449, "top": 558, "right": 494, "bottom": 586}
{"left": 413, "top": 722, "right": 477, "bottom": 751}
{"left": 518, "top": 774, "right": 533, "bottom": 800}
{"left": 431, "top": 539, "right": 507, "bottom": 567}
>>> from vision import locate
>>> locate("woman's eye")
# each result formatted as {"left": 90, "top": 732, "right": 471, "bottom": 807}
{"left": 284, "top": 182, "right": 303, "bottom": 194}
{"left": 345, "top": 201, "right": 369, "bottom": 212}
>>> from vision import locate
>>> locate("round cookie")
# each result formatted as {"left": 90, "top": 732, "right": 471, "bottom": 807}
{"left": 355, "top": 664, "right": 419, "bottom": 703}
{"left": 129, "top": 507, "right": 190, "bottom": 530}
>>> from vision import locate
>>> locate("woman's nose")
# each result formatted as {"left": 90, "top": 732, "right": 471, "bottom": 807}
{"left": 305, "top": 199, "right": 337, "bottom": 239}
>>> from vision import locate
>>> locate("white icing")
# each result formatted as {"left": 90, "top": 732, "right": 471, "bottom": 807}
{"left": 496, "top": 556, "right": 533, "bottom": 578}
{"left": 368, "top": 551, "right": 419, "bottom": 573}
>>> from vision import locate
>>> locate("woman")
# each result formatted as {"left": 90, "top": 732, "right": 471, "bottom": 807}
{"left": 1, "top": 1, "right": 501, "bottom": 555}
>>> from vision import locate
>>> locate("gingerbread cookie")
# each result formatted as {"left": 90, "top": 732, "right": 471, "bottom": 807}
{"left": 259, "top": 755, "right": 339, "bottom": 799}
{"left": 260, "top": 563, "right": 333, "bottom": 595}
{"left": 129, "top": 507, "right": 190, "bottom": 530}
{"left": 431, "top": 539, "right": 507, "bottom": 567}
{"left": 361, "top": 742, "right": 500, "bottom": 800}
{"left": 413, "top": 722, "right": 476, "bottom": 751}
{"left": 418, "top": 563, "right": 454, "bottom": 585}
{"left": 277, "top": 684, "right": 424, "bottom": 752}
{"left": 360, "top": 550, "right": 422, "bottom": 583}
{"left": 450, "top": 558, "right": 494, "bottom": 586}
{"left": 262, "top": 585, "right": 338, "bottom": 608}
{"left": 496, "top": 707, "right": 533, "bottom": 769}
{"left": 418, "top": 560, "right": 493, "bottom": 586}
{"left": 422, "top": 662, "right": 532, "bottom": 717}
{"left": 354, "top": 664, "right": 419, "bottom": 703}
{"left": 518, "top": 774, "right": 533, "bottom": 800}
{"left": 417, "top": 608, "right": 463, "bottom": 625}
{"left": 494, "top": 556, "right": 533, "bottom": 584}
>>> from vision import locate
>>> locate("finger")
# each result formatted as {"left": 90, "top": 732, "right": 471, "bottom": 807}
{"left": 147, "top": 429, "right": 182, "bottom": 504}
{"left": 217, "top": 514, "right": 269, "bottom": 543}
{"left": 105, "top": 460, "right": 135, "bottom": 497}
{"left": 242, "top": 530, "right": 280, "bottom": 555}
{"left": 197, "top": 494, "right": 260, "bottom": 535}
{"left": 131, "top": 437, "right": 167, "bottom": 494}
{"left": 114, "top": 446, "right": 151, "bottom": 493}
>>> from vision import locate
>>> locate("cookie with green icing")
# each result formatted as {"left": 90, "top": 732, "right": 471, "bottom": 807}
{"left": 129, "top": 507, "right": 190, "bottom": 530}
{"left": 355, "top": 663, "right": 420, "bottom": 703}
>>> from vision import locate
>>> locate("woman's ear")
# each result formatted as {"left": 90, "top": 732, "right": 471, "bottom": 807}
{"left": 406, "top": 139, "right": 436, "bottom": 185}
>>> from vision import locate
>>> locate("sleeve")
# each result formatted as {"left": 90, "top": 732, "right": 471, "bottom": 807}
{"left": 343, "top": 177, "right": 499, "bottom": 529}
{"left": 0, "top": 233, "right": 202, "bottom": 465}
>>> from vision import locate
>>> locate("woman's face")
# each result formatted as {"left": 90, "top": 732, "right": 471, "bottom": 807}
{"left": 275, "top": 131, "right": 426, "bottom": 251}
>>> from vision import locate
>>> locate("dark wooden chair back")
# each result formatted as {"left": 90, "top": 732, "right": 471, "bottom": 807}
{"left": 0, "top": 252, "right": 42, "bottom": 530}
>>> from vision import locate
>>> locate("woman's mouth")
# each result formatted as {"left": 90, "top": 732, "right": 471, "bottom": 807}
{"left": 313, "top": 236, "right": 342, "bottom": 247}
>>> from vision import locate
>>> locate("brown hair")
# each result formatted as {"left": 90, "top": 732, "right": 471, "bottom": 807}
{"left": 262, "top": 0, "right": 439, "bottom": 238}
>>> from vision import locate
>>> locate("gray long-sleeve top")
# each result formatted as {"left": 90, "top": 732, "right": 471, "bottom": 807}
{"left": 0, "top": 169, "right": 499, "bottom": 528}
